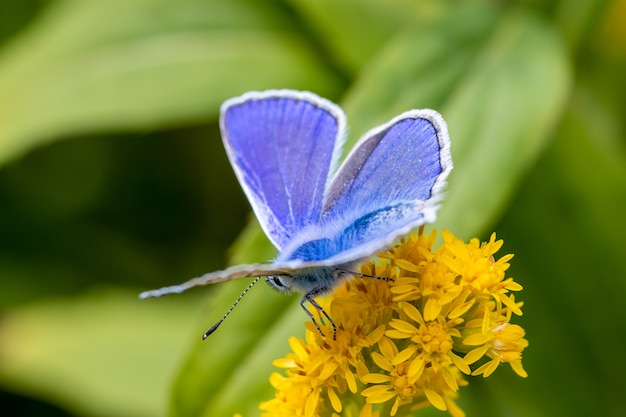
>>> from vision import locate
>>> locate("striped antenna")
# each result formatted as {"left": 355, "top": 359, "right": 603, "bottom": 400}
{"left": 202, "top": 276, "right": 262, "bottom": 339}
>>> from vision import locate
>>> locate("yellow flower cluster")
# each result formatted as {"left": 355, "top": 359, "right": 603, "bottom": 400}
{"left": 260, "top": 230, "right": 528, "bottom": 417}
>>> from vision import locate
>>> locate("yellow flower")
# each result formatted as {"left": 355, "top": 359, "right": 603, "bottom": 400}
{"left": 462, "top": 316, "right": 529, "bottom": 378}
{"left": 261, "top": 230, "right": 528, "bottom": 417}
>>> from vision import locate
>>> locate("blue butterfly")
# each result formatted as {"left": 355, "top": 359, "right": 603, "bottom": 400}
{"left": 140, "top": 90, "right": 452, "bottom": 339}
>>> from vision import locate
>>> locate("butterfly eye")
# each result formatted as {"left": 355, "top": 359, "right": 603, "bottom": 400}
{"left": 266, "top": 276, "right": 292, "bottom": 293}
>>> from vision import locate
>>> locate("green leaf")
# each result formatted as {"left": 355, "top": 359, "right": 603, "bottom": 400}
{"left": 341, "top": 3, "right": 500, "bottom": 144}
{"left": 0, "top": 288, "right": 204, "bottom": 417}
{"left": 168, "top": 281, "right": 304, "bottom": 417}
{"left": 287, "top": 0, "right": 443, "bottom": 73}
{"left": 167, "top": 215, "right": 304, "bottom": 417}
{"left": 0, "top": 0, "right": 341, "bottom": 166}
{"left": 485, "top": 85, "right": 626, "bottom": 416}
{"left": 227, "top": 217, "right": 277, "bottom": 266}
{"left": 343, "top": 7, "right": 572, "bottom": 239}
{"left": 437, "top": 10, "right": 572, "bottom": 238}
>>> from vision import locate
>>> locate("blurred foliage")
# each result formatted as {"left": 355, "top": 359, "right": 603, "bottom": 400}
{"left": 0, "top": 0, "right": 624, "bottom": 417}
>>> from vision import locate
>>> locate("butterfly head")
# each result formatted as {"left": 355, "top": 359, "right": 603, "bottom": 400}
{"left": 266, "top": 274, "right": 295, "bottom": 294}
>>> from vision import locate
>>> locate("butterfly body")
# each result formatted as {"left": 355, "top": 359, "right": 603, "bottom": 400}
{"left": 265, "top": 264, "right": 356, "bottom": 296}
{"left": 140, "top": 89, "right": 452, "bottom": 338}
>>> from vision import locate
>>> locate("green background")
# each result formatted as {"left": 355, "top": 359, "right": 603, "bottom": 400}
{"left": 0, "top": 0, "right": 624, "bottom": 416}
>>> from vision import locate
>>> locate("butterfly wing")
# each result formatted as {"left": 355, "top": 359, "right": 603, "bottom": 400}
{"left": 285, "top": 109, "right": 451, "bottom": 265}
{"left": 325, "top": 109, "right": 451, "bottom": 214}
{"left": 138, "top": 261, "right": 308, "bottom": 299}
{"left": 220, "top": 90, "right": 346, "bottom": 250}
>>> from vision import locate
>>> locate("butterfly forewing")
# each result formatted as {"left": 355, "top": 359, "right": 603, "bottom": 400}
{"left": 220, "top": 91, "right": 346, "bottom": 251}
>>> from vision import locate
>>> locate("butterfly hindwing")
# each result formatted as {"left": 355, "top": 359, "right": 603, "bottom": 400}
{"left": 220, "top": 90, "right": 346, "bottom": 251}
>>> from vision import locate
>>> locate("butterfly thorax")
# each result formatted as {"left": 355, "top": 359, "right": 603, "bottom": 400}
{"left": 266, "top": 264, "right": 356, "bottom": 296}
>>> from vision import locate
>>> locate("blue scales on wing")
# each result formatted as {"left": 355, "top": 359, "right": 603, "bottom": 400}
{"left": 220, "top": 91, "right": 345, "bottom": 251}
{"left": 277, "top": 110, "right": 452, "bottom": 265}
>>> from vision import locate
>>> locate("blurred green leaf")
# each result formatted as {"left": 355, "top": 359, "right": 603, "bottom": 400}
{"left": 0, "top": 288, "right": 204, "bottom": 417}
{"left": 553, "top": 0, "right": 610, "bottom": 52}
{"left": 0, "top": 0, "right": 342, "bottom": 166}
{"left": 169, "top": 281, "right": 305, "bottom": 417}
{"left": 166, "top": 216, "right": 299, "bottom": 417}
{"left": 341, "top": 3, "right": 499, "bottom": 144}
{"left": 437, "top": 9, "right": 571, "bottom": 237}
{"left": 287, "top": 0, "right": 444, "bottom": 73}
{"left": 0, "top": 0, "right": 47, "bottom": 45}
{"left": 490, "top": 85, "right": 626, "bottom": 416}
{"left": 227, "top": 217, "right": 277, "bottom": 266}
{"left": 345, "top": 7, "right": 572, "bottom": 239}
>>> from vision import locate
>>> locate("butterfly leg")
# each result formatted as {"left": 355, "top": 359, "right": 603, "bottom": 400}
{"left": 301, "top": 291, "right": 337, "bottom": 340}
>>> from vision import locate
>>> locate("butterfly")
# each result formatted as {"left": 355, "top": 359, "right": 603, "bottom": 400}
{"left": 140, "top": 90, "right": 452, "bottom": 339}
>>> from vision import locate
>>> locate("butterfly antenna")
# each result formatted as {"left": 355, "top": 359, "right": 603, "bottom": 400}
{"left": 340, "top": 268, "right": 394, "bottom": 283}
{"left": 202, "top": 276, "right": 261, "bottom": 340}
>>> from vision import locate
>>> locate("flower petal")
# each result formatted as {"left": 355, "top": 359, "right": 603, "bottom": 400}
{"left": 395, "top": 258, "right": 421, "bottom": 272}
{"left": 450, "top": 352, "right": 471, "bottom": 375}
{"left": 402, "top": 302, "right": 425, "bottom": 324}
{"left": 464, "top": 333, "right": 493, "bottom": 346}
{"left": 389, "top": 319, "right": 418, "bottom": 334}
{"left": 473, "top": 357, "right": 500, "bottom": 377}
{"left": 510, "top": 361, "right": 528, "bottom": 378}
{"left": 408, "top": 356, "right": 425, "bottom": 379}
{"left": 424, "top": 297, "right": 442, "bottom": 321}
{"left": 363, "top": 387, "right": 397, "bottom": 404}
{"left": 362, "top": 373, "right": 394, "bottom": 383}
{"left": 371, "top": 352, "right": 393, "bottom": 372}
{"left": 378, "top": 336, "right": 398, "bottom": 360}
{"left": 345, "top": 368, "right": 358, "bottom": 393}
{"left": 463, "top": 344, "right": 490, "bottom": 365}
{"left": 424, "top": 389, "right": 447, "bottom": 410}
{"left": 393, "top": 345, "right": 417, "bottom": 365}
{"left": 328, "top": 386, "right": 342, "bottom": 412}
